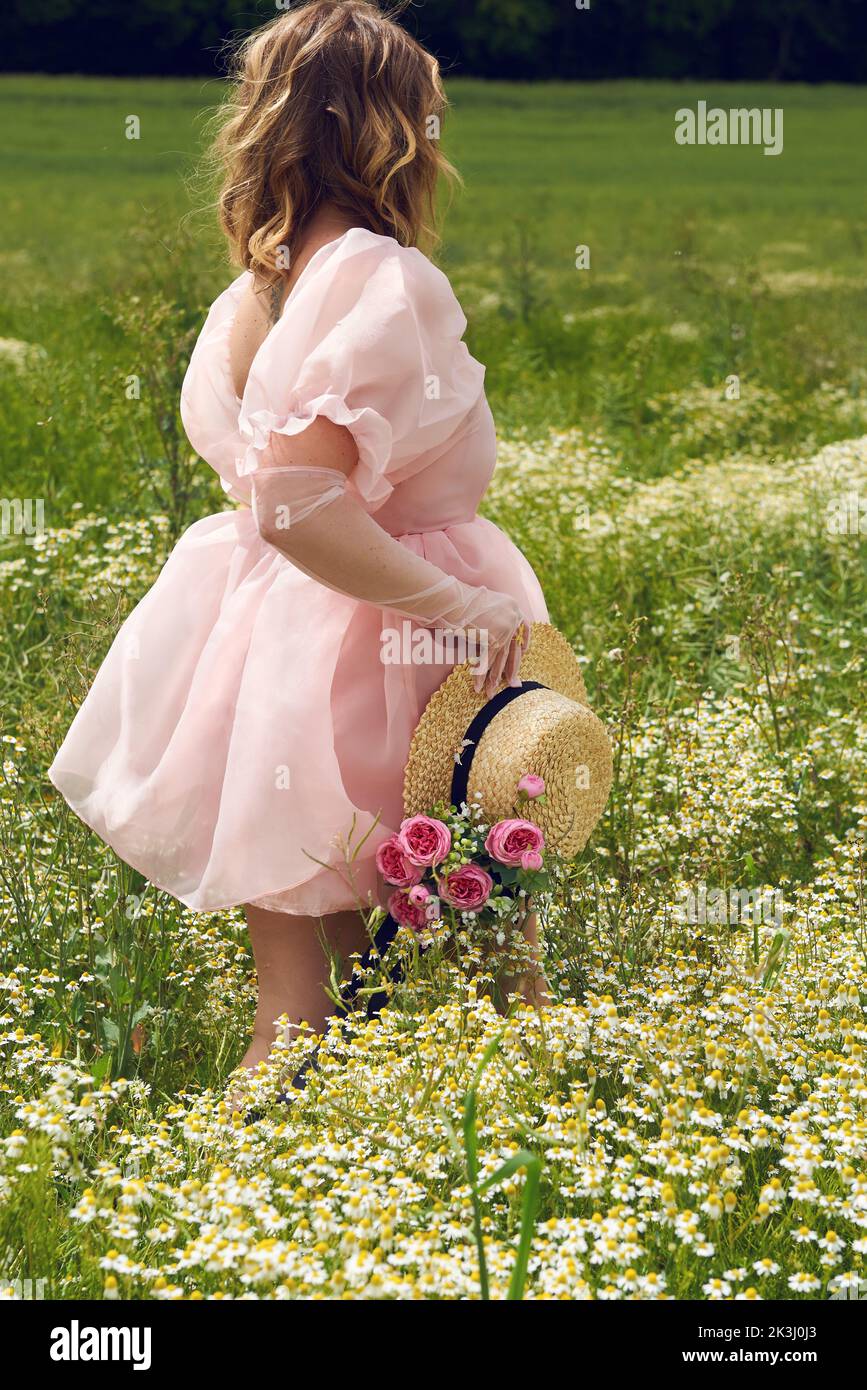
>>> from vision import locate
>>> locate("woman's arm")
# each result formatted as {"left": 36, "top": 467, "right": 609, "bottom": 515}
{"left": 251, "top": 419, "right": 530, "bottom": 696}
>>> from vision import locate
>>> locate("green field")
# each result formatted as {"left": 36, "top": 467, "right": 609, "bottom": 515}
{"left": 1, "top": 77, "right": 867, "bottom": 1301}
{"left": 3, "top": 76, "right": 867, "bottom": 503}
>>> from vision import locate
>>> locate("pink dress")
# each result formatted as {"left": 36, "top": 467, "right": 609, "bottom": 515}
{"left": 49, "top": 228, "right": 548, "bottom": 916}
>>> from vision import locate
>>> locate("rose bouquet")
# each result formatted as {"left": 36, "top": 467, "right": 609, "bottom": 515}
{"left": 375, "top": 775, "right": 551, "bottom": 955}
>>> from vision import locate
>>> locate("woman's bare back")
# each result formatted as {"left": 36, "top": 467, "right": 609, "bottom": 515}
{"left": 228, "top": 210, "right": 357, "bottom": 400}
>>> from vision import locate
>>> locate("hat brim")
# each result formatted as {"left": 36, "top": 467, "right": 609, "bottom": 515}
{"left": 402, "top": 623, "right": 611, "bottom": 853}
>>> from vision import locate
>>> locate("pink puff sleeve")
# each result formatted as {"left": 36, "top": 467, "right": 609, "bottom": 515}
{"left": 236, "top": 229, "right": 486, "bottom": 513}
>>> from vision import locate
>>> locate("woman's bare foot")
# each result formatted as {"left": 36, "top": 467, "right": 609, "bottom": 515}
{"left": 224, "top": 1024, "right": 309, "bottom": 1115}
{"left": 516, "top": 966, "right": 554, "bottom": 1011}
{"left": 239, "top": 1026, "right": 279, "bottom": 1074}
{"left": 223, "top": 1031, "right": 275, "bottom": 1116}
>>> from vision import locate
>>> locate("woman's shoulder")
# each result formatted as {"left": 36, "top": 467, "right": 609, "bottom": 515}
{"left": 287, "top": 223, "right": 439, "bottom": 287}
{"left": 323, "top": 225, "right": 446, "bottom": 274}
{"left": 212, "top": 227, "right": 462, "bottom": 326}
{"left": 313, "top": 226, "right": 466, "bottom": 334}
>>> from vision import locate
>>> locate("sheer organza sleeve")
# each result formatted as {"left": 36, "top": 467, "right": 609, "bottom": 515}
{"left": 237, "top": 232, "right": 485, "bottom": 513}
{"left": 251, "top": 466, "right": 531, "bottom": 695}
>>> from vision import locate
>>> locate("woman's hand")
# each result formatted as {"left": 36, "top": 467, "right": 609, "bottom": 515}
{"left": 466, "top": 593, "right": 533, "bottom": 699}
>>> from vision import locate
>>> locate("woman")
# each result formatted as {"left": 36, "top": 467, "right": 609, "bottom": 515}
{"left": 49, "top": 0, "right": 549, "bottom": 1081}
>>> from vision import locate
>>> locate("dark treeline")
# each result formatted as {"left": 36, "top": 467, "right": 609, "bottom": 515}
{"left": 4, "top": 0, "right": 867, "bottom": 81}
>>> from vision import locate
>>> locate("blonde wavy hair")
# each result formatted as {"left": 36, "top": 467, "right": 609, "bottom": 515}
{"left": 213, "top": 0, "right": 458, "bottom": 284}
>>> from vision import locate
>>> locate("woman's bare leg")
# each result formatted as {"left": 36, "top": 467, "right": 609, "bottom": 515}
{"left": 238, "top": 905, "right": 372, "bottom": 1072}
{"left": 498, "top": 911, "right": 553, "bottom": 1011}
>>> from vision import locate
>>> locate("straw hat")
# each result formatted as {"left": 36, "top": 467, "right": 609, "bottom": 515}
{"left": 403, "top": 623, "right": 612, "bottom": 856}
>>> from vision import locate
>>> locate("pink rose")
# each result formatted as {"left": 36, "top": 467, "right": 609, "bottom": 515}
{"left": 520, "top": 848, "right": 544, "bottom": 871}
{"left": 438, "top": 864, "right": 494, "bottom": 912}
{"left": 398, "top": 815, "right": 451, "bottom": 868}
{"left": 388, "top": 889, "right": 428, "bottom": 932}
{"left": 408, "top": 884, "right": 431, "bottom": 907}
{"left": 517, "top": 774, "right": 545, "bottom": 799}
{"left": 485, "top": 818, "right": 545, "bottom": 867}
{"left": 376, "top": 835, "right": 424, "bottom": 888}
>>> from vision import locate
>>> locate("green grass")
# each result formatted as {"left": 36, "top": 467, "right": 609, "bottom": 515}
{"left": 2, "top": 77, "right": 867, "bottom": 506}
{"left": 1, "top": 77, "right": 867, "bottom": 1302}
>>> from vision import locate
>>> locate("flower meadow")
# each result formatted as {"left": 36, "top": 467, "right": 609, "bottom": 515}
{"left": 2, "top": 420, "right": 867, "bottom": 1300}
